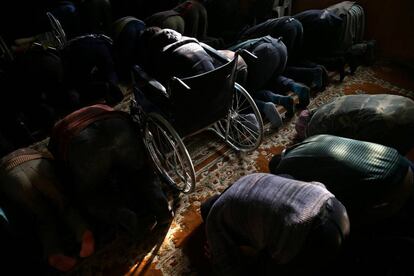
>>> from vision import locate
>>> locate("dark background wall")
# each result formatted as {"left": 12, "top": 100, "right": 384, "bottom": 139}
{"left": 292, "top": 0, "right": 414, "bottom": 65}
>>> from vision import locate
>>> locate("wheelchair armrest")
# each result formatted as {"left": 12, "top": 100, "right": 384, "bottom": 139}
{"left": 132, "top": 65, "right": 169, "bottom": 98}
{"left": 200, "top": 42, "right": 257, "bottom": 65}
{"left": 200, "top": 42, "right": 232, "bottom": 63}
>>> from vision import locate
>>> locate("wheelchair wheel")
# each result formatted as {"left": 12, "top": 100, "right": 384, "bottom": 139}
{"left": 214, "top": 83, "right": 263, "bottom": 151}
{"left": 144, "top": 112, "right": 196, "bottom": 193}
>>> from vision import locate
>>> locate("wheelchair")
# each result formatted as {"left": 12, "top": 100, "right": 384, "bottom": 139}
{"left": 130, "top": 42, "right": 264, "bottom": 193}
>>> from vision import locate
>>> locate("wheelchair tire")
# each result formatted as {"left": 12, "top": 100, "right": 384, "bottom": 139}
{"left": 214, "top": 83, "right": 264, "bottom": 152}
{"left": 144, "top": 112, "right": 196, "bottom": 193}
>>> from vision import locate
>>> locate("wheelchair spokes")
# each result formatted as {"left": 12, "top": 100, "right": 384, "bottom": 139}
{"left": 132, "top": 49, "right": 264, "bottom": 193}
{"left": 233, "top": 89, "right": 251, "bottom": 114}
{"left": 156, "top": 128, "right": 191, "bottom": 184}
{"left": 231, "top": 117, "right": 260, "bottom": 143}
{"left": 144, "top": 113, "right": 196, "bottom": 193}
{"left": 214, "top": 83, "right": 263, "bottom": 151}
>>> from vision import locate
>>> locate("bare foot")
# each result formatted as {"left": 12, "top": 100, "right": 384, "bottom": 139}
{"left": 48, "top": 254, "right": 77, "bottom": 272}
{"left": 79, "top": 229, "right": 95, "bottom": 258}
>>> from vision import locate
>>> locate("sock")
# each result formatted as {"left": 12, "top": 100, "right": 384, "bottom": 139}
{"left": 263, "top": 102, "right": 282, "bottom": 129}
{"left": 48, "top": 254, "right": 77, "bottom": 272}
{"left": 311, "top": 67, "right": 324, "bottom": 90}
{"left": 239, "top": 113, "right": 260, "bottom": 133}
{"left": 276, "top": 95, "right": 295, "bottom": 118}
{"left": 319, "top": 65, "right": 329, "bottom": 90}
{"left": 79, "top": 229, "right": 95, "bottom": 258}
{"left": 291, "top": 83, "right": 310, "bottom": 108}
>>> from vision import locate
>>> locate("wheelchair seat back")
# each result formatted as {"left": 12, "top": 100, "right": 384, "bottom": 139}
{"left": 168, "top": 54, "right": 238, "bottom": 136}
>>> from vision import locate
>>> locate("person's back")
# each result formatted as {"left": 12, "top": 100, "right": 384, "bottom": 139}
{"left": 0, "top": 148, "right": 94, "bottom": 272}
{"left": 48, "top": 104, "right": 172, "bottom": 234}
{"left": 305, "top": 94, "right": 414, "bottom": 155}
{"left": 228, "top": 35, "right": 287, "bottom": 91}
{"left": 202, "top": 173, "right": 349, "bottom": 275}
{"left": 294, "top": 9, "right": 343, "bottom": 58}
{"left": 269, "top": 134, "right": 414, "bottom": 225}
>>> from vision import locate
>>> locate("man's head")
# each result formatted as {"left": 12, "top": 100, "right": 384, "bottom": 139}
{"left": 270, "top": 197, "right": 350, "bottom": 273}
{"left": 139, "top": 27, "right": 183, "bottom": 72}
{"left": 140, "top": 27, "right": 182, "bottom": 52}
{"left": 139, "top": 26, "right": 162, "bottom": 52}
{"left": 302, "top": 198, "right": 350, "bottom": 259}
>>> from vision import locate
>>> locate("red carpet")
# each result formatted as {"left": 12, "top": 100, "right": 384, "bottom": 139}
{"left": 60, "top": 62, "right": 414, "bottom": 276}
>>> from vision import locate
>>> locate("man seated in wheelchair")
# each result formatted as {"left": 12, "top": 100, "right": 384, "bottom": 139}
{"left": 139, "top": 27, "right": 216, "bottom": 83}
{"left": 133, "top": 27, "right": 227, "bottom": 113}
{"left": 133, "top": 26, "right": 261, "bottom": 135}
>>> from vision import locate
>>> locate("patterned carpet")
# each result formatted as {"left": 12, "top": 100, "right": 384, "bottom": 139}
{"left": 63, "top": 62, "right": 414, "bottom": 276}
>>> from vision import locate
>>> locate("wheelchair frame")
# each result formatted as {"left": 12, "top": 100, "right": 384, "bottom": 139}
{"left": 131, "top": 47, "right": 264, "bottom": 193}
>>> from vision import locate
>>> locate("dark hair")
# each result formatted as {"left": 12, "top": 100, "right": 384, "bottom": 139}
{"left": 150, "top": 28, "right": 182, "bottom": 51}
{"left": 139, "top": 26, "right": 162, "bottom": 51}
{"left": 298, "top": 198, "right": 349, "bottom": 264}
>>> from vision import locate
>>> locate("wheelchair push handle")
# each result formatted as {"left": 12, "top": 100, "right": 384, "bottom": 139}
{"left": 46, "top": 12, "right": 67, "bottom": 48}
{"left": 0, "top": 36, "right": 14, "bottom": 62}
{"left": 171, "top": 76, "right": 191, "bottom": 90}
{"left": 235, "top": 48, "right": 258, "bottom": 63}
{"left": 200, "top": 42, "right": 258, "bottom": 64}
{"left": 200, "top": 42, "right": 232, "bottom": 63}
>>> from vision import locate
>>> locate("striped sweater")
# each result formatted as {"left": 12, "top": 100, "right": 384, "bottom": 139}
{"left": 205, "top": 173, "right": 334, "bottom": 275}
